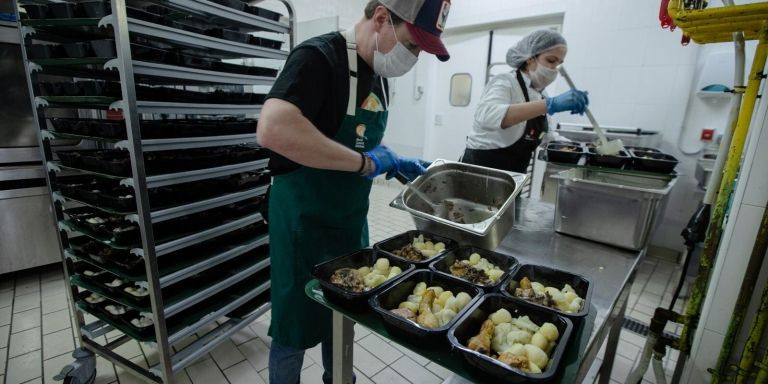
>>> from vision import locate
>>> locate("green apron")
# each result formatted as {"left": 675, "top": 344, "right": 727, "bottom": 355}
{"left": 268, "top": 28, "right": 388, "bottom": 349}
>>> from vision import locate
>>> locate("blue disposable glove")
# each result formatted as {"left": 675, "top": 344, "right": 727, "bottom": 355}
{"left": 546, "top": 89, "right": 589, "bottom": 115}
{"left": 394, "top": 157, "right": 431, "bottom": 182}
{"left": 363, "top": 145, "right": 399, "bottom": 179}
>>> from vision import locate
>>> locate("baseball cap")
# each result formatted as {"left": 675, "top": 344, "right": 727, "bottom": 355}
{"left": 380, "top": 0, "right": 451, "bottom": 61}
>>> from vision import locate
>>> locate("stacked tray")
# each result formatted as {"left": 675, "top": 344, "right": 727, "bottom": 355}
{"left": 56, "top": 145, "right": 266, "bottom": 177}
{"left": 64, "top": 196, "right": 265, "bottom": 247}
{"left": 546, "top": 142, "right": 679, "bottom": 174}
{"left": 50, "top": 117, "right": 257, "bottom": 140}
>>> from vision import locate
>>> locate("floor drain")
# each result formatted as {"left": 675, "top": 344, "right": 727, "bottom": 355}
{"left": 623, "top": 317, "right": 681, "bottom": 345}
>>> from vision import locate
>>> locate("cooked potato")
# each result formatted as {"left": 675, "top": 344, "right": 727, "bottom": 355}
{"left": 524, "top": 344, "right": 549, "bottom": 369}
{"left": 489, "top": 308, "right": 513, "bottom": 325}
{"left": 531, "top": 332, "right": 549, "bottom": 351}
{"left": 374, "top": 258, "right": 390, "bottom": 273}
{"left": 469, "top": 253, "right": 481, "bottom": 265}
{"left": 539, "top": 322, "right": 559, "bottom": 342}
{"left": 414, "top": 282, "right": 427, "bottom": 295}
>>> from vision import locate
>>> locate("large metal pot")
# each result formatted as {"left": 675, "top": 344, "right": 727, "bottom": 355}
{"left": 389, "top": 160, "right": 528, "bottom": 250}
{"left": 551, "top": 168, "right": 677, "bottom": 250}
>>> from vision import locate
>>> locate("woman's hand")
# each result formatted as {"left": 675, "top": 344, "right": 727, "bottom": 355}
{"left": 546, "top": 89, "right": 589, "bottom": 115}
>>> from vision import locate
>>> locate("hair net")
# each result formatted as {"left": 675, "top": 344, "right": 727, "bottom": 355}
{"left": 506, "top": 30, "right": 567, "bottom": 68}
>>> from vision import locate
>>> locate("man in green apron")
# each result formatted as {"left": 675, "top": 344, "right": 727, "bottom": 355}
{"left": 256, "top": 0, "right": 451, "bottom": 382}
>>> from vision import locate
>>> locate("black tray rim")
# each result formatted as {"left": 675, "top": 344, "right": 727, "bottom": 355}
{"left": 428, "top": 245, "right": 519, "bottom": 292}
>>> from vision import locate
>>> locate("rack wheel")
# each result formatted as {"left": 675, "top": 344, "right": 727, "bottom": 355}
{"left": 53, "top": 348, "right": 96, "bottom": 384}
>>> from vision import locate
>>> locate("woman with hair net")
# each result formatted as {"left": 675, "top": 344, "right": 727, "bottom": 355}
{"left": 461, "top": 29, "right": 589, "bottom": 172}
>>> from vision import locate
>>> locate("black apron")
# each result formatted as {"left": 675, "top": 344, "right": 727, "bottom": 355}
{"left": 462, "top": 70, "right": 548, "bottom": 173}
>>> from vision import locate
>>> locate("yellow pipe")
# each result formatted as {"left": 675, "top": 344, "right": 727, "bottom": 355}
{"left": 682, "top": 21, "right": 765, "bottom": 34}
{"left": 669, "top": 0, "right": 768, "bottom": 25}
{"left": 677, "top": 32, "right": 768, "bottom": 357}
{"left": 688, "top": 30, "right": 762, "bottom": 44}
{"left": 676, "top": 13, "right": 768, "bottom": 29}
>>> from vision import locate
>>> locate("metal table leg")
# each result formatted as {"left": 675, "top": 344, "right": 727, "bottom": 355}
{"left": 332, "top": 311, "right": 354, "bottom": 384}
{"left": 598, "top": 272, "right": 633, "bottom": 384}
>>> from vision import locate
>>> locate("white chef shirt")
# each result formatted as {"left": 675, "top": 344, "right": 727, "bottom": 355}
{"left": 466, "top": 70, "right": 550, "bottom": 150}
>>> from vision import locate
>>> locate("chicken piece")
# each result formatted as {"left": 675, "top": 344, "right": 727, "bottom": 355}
{"left": 416, "top": 289, "right": 439, "bottom": 328}
{"left": 467, "top": 319, "right": 495, "bottom": 355}
{"left": 450, "top": 260, "right": 491, "bottom": 285}
{"left": 390, "top": 308, "right": 416, "bottom": 322}
{"left": 519, "top": 276, "right": 532, "bottom": 290}
{"left": 497, "top": 352, "right": 530, "bottom": 371}
{"left": 330, "top": 268, "right": 365, "bottom": 292}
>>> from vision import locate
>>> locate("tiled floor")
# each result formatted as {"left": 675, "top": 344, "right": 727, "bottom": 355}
{"left": 0, "top": 184, "right": 688, "bottom": 384}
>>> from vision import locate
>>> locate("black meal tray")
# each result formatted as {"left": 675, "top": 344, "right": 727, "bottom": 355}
{"left": 22, "top": 4, "right": 48, "bottom": 19}
{"left": 629, "top": 150, "right": 679, "bottom": 174}
{"left": 546, "top": 143, "right": 584, "bottom": 164}
{"left": 373, "top": 230, "right": 457, "bottom": 267}
{"left": 447, "top": 294, "right": 574, "bottom": 383}
{"left": 245, "top": 5, "right": 282, "bottom": 21}
{"left": 429, "top": 246, "right": 518, "bottom": 292}
{"left": 80, "top": 2, "right": 112, "bottom": 18}
{"left": 625, "top": 146, "right": 661, "bottom": 154}
{"left": 205, "top": 28, "right": 249, "bottom": 44}
{"left": 585, "top": 147, "right": 630, "bottom": 168}
{"left": 68, "top": 246, "right": 145, "bottom": 281}
{"left": 49, "top": 2, "right": 77, "bottom": 19}
{"left": 311, "top": 249, "right": 415, "bottom": 312}
{"left": 249, "top": 36, "right": 283, "bottom": 50}
{"left": 210, "top": 0, "right": 246, "bottom": 11}
{"left": 500, "top": 264, "right": 593, "bottom": 319}
{"left": 369, "top": 269, "right": 483, "bottom": 346}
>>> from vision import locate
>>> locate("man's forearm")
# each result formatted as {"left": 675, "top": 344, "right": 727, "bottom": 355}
{"left": 257, "top": 99, "right": 364, "bottom": 173}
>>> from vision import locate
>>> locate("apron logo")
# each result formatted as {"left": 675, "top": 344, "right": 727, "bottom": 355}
{"left": 436, "top": 1, "right": 450, "bottom": 32}
{"left": 355, "top": 124, "right": 367, "bottom": 149}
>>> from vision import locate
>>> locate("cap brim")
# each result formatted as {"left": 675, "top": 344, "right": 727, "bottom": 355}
{"left": 406, "top": 23, "right": 449, "bottom": 61}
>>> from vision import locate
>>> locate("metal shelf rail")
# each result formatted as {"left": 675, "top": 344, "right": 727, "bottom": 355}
{"left": 15, "top": 0, "right": 294, "bottom": 382}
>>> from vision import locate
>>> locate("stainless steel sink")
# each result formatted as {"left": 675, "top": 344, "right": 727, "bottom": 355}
{"left": 390, "top": 160, "right": 528, "bottom": 249}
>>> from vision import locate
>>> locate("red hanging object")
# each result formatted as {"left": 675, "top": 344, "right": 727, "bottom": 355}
{"left": 659, "top": 0, "right": 676, "bottom": 30}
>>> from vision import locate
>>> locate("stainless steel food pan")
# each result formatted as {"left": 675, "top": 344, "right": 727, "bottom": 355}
{"left": 551, "top": 168, "right": 677, "bottom": 250}
{"left": 390, "top": 160, "right": 528, "bottom": 250}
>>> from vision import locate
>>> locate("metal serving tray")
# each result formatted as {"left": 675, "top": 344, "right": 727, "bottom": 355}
{"left": 390, "top": 160, "right": 528, "bottom": 250}
{"left": 551, "top": 168, "right": 677, "bottom": 250}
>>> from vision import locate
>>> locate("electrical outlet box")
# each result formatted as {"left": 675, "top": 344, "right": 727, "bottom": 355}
{"left": 701, "top": 128, "right": 715, "bottom": 141}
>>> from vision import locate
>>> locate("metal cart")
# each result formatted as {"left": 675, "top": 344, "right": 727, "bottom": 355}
{"left": 14, "top": 0, "right": 294, "bottom": 382}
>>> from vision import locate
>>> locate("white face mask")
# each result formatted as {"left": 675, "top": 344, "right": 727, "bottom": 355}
{"left": 529, "top": 61, "right": 558, "bottom": 90}
{"left": 373, "top": 16, "right": 418, "bottom": 78}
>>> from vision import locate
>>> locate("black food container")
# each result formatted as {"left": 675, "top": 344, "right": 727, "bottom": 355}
{"left": 49, "top": 2, "right": 76, "bottom": 19}
{"left": 210, "top": 0, "right": 246, "bottom": 11}
{"left": 95, "top": 120, "right": 127, "bottom": 139}
{"left": 177, "top": 54, "right": 215, "bottom": 69}
{"left": 245, "top": 6, "right": 281, "bottom": 21}
{"left": 311, "top": 249, "right": 414, "bottom": 311}
{"left": 56, "top": 150, "right": 85, "bottom": 168}
{"left": 109, "top": 254, "right": 145, "bottom": 275}
{"left": 500, "top": 264, "right": 592, "bottom": 318}
{"left": 211, "top": 61, "right": 249, "bottom": 75}
{"left": 131, "top": 44, "right": 170, "bottom": 63}
{"left": 100, "top": 302, "right": 135, "bottom": 322}
{"left": 80, "top": 81, "right": 121, "bottom": 97}
{"left": 22, "top": 4, "right": 48, "bottom": 19}
{"left": 121, "top": 283, "right": 151, "bottom": 305}
{"left": 249, "top": 36, "right": 283, "bottom": 50}
{"left": 585, "top": 147, "right": 630, "bottom": 168}
{"left": 630, "top": 150, "right": 679, "bottom": 174}
{"left": 625, "top": 146, "right": 661, "bottom": 154}
{"left": 447, "top": 294, "right": 574, "bottom": 383}
{"left": 546, "top": 142, "right": 583, "bottom": 164}
{"left": 205, "top": 28, "right": 250, "bottom": 44}
{"left": 246, "top": 66, "right": 278, "bottom": 77}
{"left": 90, "top": 39, "right": 117, "bottom": 57}
{"left": 370, "top": 269, "right": 483, "bottom": 346}
{"left": 80, "top": 1, "right": 111, "bottom": 18}
{"left": 373, "top": 230, "right": 457, "bottom": 267}
{"left": 429, "top": 246, "right": 518, "bottom": 292}
{"left": 28, "top": 45, "right": 56, "bottom": 59}
{"left": 99, "top": 187, "right": 136, "bottom": 212}
{"left": 124, "top": 314, "right": 154, "bottom": 338}
{"left": 62, "top": 42, "right": 93, "bottom": 58}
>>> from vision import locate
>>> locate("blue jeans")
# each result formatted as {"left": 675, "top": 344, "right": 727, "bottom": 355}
{"left": 268, "top": 339, "right": 355, "bottom": 384}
